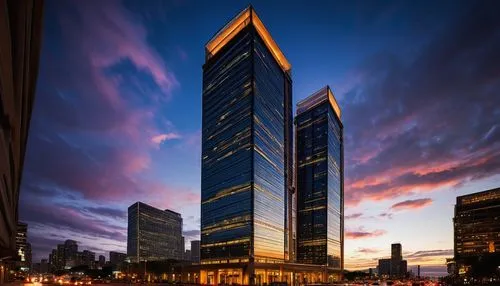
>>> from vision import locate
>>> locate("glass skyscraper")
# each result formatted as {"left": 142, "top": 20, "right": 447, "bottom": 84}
{"left": 198, "top": 6, "right": 343, "bottom": 285}
{"left": 295, "top": 86, "right": 343, "bottom": 270}
{"left": 127, "top": 202, "right": 184, "bottom": 262}
{"left": 201, "top": 6, "right": 292, "bottom": 265}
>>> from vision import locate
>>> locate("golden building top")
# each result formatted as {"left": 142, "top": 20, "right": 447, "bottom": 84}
{"left": 297, "top": 86, "right": 342, "bottom": 120}
{"left": 205, "top": 6, "right": 291, "bottom": 74}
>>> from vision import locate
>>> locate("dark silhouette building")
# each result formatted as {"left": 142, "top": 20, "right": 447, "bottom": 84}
{"left": 190, "top": 240, "right": 200, "bottom": 263}
{"left": 0, "top": 0, "right": 44, "bottom": 282}
{"left": 109, "top": 251, "right": 126, "bottom": 266}
{"left": 98, "top": 255, "right": 105, "bottom": 267}
{"left": 454, "top": 188, "right": 500, "bottom": 276}
{"left": 378, "top": 259, "right": 391, "bottom": 276}
{"left": 295, "top": 86, "right": 344, "bottom": 270}
{"left": 127, "top": 202, "right": 183, "bottom": 262}
{"left": 377, "top": 243, "right": 407, "bottom": 278}
{"left": 391, "top": 243, "right": 402, "bottom": 276}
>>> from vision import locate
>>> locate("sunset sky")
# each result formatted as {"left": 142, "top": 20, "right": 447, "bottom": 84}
{"left": 19, "top": 0, "right": 500, "bottom": 275}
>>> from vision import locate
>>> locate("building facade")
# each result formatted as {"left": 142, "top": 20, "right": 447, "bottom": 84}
{"left": 454, "top": 188, "right": 500, "bottom": 275}
{"left": 190, "top": 240, "right": 200, "bottom": 263}
{"left": 295, "top": 86, "right": 343, "bottom": 270}
{"left": 0, "top": 0, "right": 44, "bottom": 282}
{"left": 127, "top": 202, "right": 183, "bottom": 262}
{"left": 110, "top": 251, "right": 127, "bottom": 266}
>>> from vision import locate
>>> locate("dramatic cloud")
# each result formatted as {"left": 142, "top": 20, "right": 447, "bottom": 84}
{"left": 345, "top": 213, "right": 363, "bottom": 220}
{"left": 346, "top": 229, "right": 387, "bottom": 239}
{"left": 342, "top": 1, "right": 500, "bottom": 205}
{"left": 19, "top": 0, "right": 197, "bottom": 262}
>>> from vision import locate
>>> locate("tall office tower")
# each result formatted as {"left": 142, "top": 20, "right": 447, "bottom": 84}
{"left": 127, "top": 202, "right": 184, "bottom": 262}
{"left": 454, "top": 188, "right": 500, "bottom": 275}
{"left": 0, "top": 2, "right": 43, "bottom": 281}
{"left": 296, "top": 86, "right": 343, "bottom": 270}
{"left": 391, "top": 243, "right": 402, "bottom": 276}
{"left": 190, "top": 240, "right": 200, "bottom": 263}
{"left": 201, "top": 6, "right": 292, "bottom": 284}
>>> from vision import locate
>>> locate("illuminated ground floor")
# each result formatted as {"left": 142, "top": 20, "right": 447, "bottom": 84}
{"left": 182, "top": 262, "right": 342, "bottom": 285}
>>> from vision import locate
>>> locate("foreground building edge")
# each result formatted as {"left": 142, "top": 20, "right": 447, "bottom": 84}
{"left": 0, "top": 0, "right": 44, "bottom": 283}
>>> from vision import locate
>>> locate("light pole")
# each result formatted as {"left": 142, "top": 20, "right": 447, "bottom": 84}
{"left": 144, "top": 259, "right": 147, "bottom": 283}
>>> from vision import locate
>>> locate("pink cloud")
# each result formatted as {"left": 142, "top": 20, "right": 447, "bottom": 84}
{"left": 346, "top": 228, "right": 386, "bottom": 239}
{"left": 345, "top": 146, "right": 500, "bottom": 206}
{"left": 151, "top": 133, "right": 182, "bottom": 145}
{"left": 345, "top": 213, "right": 363, "bottom": 220}
{"left": 390, "top": 198, "right": 433, "bottom": 211}
{"left": 76, "top": 0, "right": 178, "bottom": 98}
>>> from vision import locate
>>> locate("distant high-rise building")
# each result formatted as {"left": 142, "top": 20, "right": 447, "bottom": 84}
{"left": 81, "top": 250, "right": 95, "bottom": 268}
{"left": 378, "top": 259, "right": 391, "bottom": 276}
{"left": 0, "top": 2, "right": 44, "bottom": 274}
{"left": 127, "top": 202, "right": 183, "bottom": 262}
{"left": 181, "top": 236, "right": 185, "bottom": 257}
{"left": 295, "top": 86, "right": 343, "bottom": 269}
{"left": 63, "top": 240, "right": 78, "bottom": 268}
{"left": 391, "top": 243, "right": 402, "bottom": 276}
{"left": 40, "top": 259, "right": 49, "bottom": 273}
{"left": 56, "top": 244, "right": 65, "bottom": 270}
{"left": 109, "top": 251, "right": 126, "bottom": 266}
{"left": 190, "top": 240, "right": 200, "bottom": 263}
{"left": 454, "top": 188, "right": 500, "bottom": 274}
{"left": 16, "top": 222, "right": 30, "bottom": 269}
{"left": 184, "top": 249, "right": 191, "bottom": 261}
{"left": 49, "top": 249, "right": 57, "bottom": 270}
{"left": 377, "top": 243, "right": 407, "bottom": 278}
{"left": 98, "top": 255, "right": 105, "bottom": 267}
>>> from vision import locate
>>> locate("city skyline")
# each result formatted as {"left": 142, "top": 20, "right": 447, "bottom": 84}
{"left": 18, "top": 0, "right": 500, "bottom": 276}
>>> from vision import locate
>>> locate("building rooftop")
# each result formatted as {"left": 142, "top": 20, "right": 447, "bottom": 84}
{"left": 205, "top": 6, "right": 291, "bottom": 74}
{"left": 297, "top": 85, "right": 341, "bottom": 120}
{"left": 456, "top": 187, "right": 500, "bottom": 205}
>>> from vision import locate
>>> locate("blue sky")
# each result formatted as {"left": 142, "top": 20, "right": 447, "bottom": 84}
{"left": 19, "top": 0, "right": 500, "bottom": 273}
